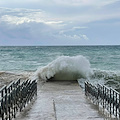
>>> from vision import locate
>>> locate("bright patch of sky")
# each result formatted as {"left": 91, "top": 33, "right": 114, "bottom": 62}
{"left": 0, "top": 0, "right": 120, "bottom": 45}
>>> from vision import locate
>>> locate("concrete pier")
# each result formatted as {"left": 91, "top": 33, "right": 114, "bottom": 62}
{"left": 15, "top": 80, "right": 109, "bottom": 120}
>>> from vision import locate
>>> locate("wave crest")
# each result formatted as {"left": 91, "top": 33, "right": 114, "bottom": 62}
{"left": 36, "top": 55, "right": 93, "bottom": 81}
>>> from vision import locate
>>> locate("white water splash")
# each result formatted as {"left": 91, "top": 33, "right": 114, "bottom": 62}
{"left": 35, "top": 55, "right": 93, "bottom": 81}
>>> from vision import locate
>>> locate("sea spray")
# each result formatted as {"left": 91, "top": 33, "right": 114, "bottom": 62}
{"left": 35, "top": 55, "right": 93, "bottom": 81}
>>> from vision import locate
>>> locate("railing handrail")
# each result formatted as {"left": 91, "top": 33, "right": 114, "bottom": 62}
{"left": 0, "top": 85, "right": 6, "bottom": 92}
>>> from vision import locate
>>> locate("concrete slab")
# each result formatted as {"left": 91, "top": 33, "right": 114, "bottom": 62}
{"left": 15, "top": 80, "right": 111, "bottom": 120}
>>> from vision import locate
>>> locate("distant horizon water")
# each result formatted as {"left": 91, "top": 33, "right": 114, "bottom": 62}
{"left": 0, "top": 45, "right": 120, "bottom": 47}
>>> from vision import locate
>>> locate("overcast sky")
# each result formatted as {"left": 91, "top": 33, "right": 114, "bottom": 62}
{"left": 0, "top": 0, "right": 120, "bottom": 46}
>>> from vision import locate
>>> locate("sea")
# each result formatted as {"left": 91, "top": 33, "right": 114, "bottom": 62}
{"left": 0, "top": 46, "right": 120, "bottom": 92}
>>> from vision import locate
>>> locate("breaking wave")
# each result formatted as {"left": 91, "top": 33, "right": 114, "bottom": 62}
{"left": 91, "top": 69, "right": 120, "bottom": 81}
{"left": 35, "top": 55, "right": 93, "bottom": 81}
{"left": 89, "top": 69, "right": 120, "bottom": 92}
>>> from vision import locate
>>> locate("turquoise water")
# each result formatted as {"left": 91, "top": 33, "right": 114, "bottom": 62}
{"left": 0, "top": 46, "right": 120, "bottom": 72}
{"left": 0, "top": 46, "right": 120, "bottom": 91}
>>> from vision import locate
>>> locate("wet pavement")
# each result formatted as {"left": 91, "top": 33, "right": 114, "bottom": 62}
{"left": 15, "top": 80, "right": 111, "bottom": 120}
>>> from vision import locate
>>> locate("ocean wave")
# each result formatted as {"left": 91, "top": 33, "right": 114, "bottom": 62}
{"left": 91, "top": 69, "right": 120, "bottom": 81}
{"left": 35, "top": 55, "right": 93, "bottom": 81}
{"left": 90, "top": 69, "right": 120, "bottom": 92}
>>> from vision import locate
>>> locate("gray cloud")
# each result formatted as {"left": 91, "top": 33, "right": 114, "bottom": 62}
{"left": 0, "top": 0, "right": 120, "bottom": 45}
{"left": 0, "top": 0, "right": 119, "bottom": 7}
{"left": 0, "top": 7, "right": 90, "bottom": 45}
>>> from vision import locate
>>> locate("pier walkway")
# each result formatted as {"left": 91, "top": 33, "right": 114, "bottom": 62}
{"left": 16, "top": 80, "right": 109, "bottom": 120}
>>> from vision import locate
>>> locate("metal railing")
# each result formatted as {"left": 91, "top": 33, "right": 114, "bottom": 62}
{"left": 85, "top": 81, "right": 120, "bottom": 119}
{"left": 0, "top": 79, "right": 37, "bottom": 120}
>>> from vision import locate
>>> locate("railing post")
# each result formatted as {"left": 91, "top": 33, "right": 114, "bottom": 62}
{"left": 13, "top": 82, "right": 16, "bottom": 118}
{"left": 119, "top": 93, "right": 120, "bottom": 118}
{"left": 1, "top": 90, "right": 4, "bottom": 120}
{"left": 110, "top": 88, "right": 112, "bottom": 115}
{"left": 113, "top": 90, "right": 115, "bottom": 115}
{"left": 103, "top": 86, "right": 105, "bottom": 109}
{"left": 115, "top": 92, "right": 117, "bottom": 117}
{"left": 5, "top": 87, "right": 8, "bottom": 120}
{"left": 85, "top": 81, "right": 87, "bottom": 96}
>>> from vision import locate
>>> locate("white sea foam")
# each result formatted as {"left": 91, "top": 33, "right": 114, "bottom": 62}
{"left": 35, "top": 55, "right": 93, "bottom": 81}
{"left": 92, "top": 69, "right": 120, "bottom": 81}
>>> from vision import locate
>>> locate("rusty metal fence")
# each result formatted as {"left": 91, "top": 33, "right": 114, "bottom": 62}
{"left": 85, "top": 81, "right": 120, "bottom": 119}
{"left": 0, "top": 79, "right": 37, "bottom": 120}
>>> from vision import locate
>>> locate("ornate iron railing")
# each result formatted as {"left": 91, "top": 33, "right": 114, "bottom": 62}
{"left": 0, "top": 79, "right": 37, "bottom": 120}
{"left": 85, "top": 81, "right": 120, "bottom": 119}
